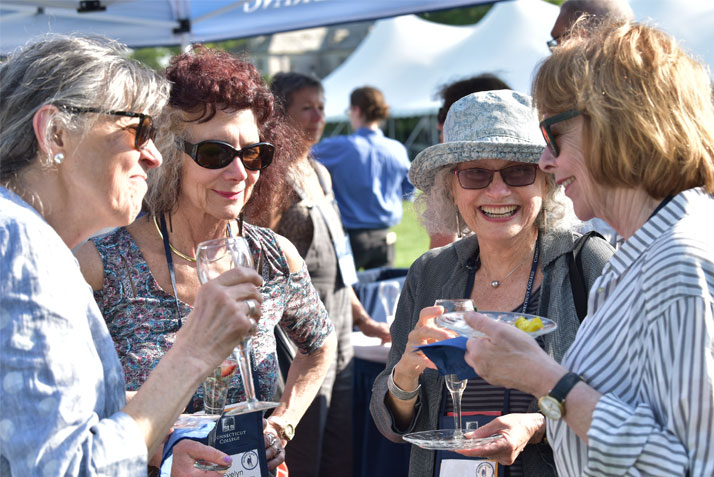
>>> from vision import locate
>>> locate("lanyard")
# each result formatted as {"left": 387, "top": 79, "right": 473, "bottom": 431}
{"left": 467, "top": 232, "right": 541, "bottom": 314}
{"left": 648, "top": 195, "right": 674, "bottom": 221}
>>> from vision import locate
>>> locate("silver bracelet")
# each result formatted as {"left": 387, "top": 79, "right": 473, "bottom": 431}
{"left": 387, "top": 365, "right": 420, "bottom": 400}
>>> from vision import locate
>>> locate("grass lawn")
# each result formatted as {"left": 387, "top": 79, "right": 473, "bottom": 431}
{"left": 391, "top": 200, "right": 429, "bottom": 269}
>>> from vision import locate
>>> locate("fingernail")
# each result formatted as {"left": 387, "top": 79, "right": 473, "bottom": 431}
{"left": 224, "top": 456, "right": 233, "bottom": 464}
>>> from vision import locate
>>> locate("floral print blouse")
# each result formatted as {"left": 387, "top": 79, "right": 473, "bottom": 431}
{"left": 92, "top": 222, "right": 332, "bottom": 412}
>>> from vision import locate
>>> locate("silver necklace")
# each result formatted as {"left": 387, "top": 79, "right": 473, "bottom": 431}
{"left": 488, "top": 250, "right": 533, "bottom": 288}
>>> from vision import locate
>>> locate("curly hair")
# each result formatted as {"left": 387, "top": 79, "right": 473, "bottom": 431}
{"left": 416, "top": 165, "right": 578, "bottom": 237}
{"left": 144, "top": 46, "right": 300, "bottom": 224}
{"left": 533, "top": 20, "right": 714, "bottom": 196}
{"left": 0, "top": 34, "right": 170, "bottom": 201}
{"left": 350, "top": 86, "right": 389, "bottom": 122}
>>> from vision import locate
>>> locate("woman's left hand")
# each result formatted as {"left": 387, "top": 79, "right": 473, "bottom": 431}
{"left": 463, "top": 312, "right": 564, "bottom": 396}
{"left": 454, "top": 413, "right": 546, "bottom": 465}
{"left": 170, "top": 439, "right": 232, "bottom": 476}
{"left": 263, "top": 419, "right": 285, "bottom": 470}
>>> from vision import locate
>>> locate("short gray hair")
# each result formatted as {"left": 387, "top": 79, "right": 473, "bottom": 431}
{"left": 0, "top": 34, "right": 170, "bottom": 195}
{"left": 416, "top": 165, "right": 579, "bottom": 237}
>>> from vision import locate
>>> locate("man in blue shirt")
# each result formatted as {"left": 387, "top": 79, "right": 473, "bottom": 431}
{"left": 312, "top": 86, "right": 414, "bottom": 269}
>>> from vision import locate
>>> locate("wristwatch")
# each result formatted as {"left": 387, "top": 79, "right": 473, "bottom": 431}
{"left": 267, "top": 416, "right": 295, "bottom": 442}
{"left": 538, "top": 372, "right": 583, "bottom": 420}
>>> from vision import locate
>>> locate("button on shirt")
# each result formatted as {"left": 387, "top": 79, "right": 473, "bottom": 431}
{"left": 549, "top": 188, "right": 714, "bottom": 476}
{"left": 312, "top": 127, "right": 414, "bottom": 230}
{"left": 0, "top": 187, "right": 146, "bottom": 475}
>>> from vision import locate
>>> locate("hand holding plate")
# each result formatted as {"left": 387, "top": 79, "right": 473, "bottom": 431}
{"left": 463, "top": 312, "right": 559, "bottom": 395}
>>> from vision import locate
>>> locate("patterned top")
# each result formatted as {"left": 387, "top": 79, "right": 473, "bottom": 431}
{"left": 551, "top": 188, "right": 714, "bottom": 476}
{"left": 92, "top": 222, "right": 332, "bottom": 412}
{"left": 0, "top": 187, "right": 146, "bottom": 476}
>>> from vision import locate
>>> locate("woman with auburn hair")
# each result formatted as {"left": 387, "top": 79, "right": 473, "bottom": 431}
{"left": 462, "top": 21, "right": 714, "bottom": 476}
{"left": 1, "top": 35, "right": 261, "bottom": 475}
{"left": 76, "top": 47, "right": 336, "bottom": 473}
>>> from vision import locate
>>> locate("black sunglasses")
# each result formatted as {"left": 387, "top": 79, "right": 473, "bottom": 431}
{"left": 454, "top": 164, "right": 539, "bottom": 190}
{"left": 539, "top": 109, "right": 581, "bottom": 157}
{"left": 182, "top": 139, "right": 275, "bottom": 170}
{"left": 59, "top": 105, "right": 156, "bottom": 150}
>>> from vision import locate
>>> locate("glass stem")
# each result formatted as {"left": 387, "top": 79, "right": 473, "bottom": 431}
{"left": 452, "top": 389, "right": 464, "bottom": 438}
{"left": 237, "top": 338, "right": 257, "bottom": 402}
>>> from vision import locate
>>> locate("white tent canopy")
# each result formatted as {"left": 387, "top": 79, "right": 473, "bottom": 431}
{"left": 323, "top": 0, "right": 559, "bottom": 120}
{"left": 0, "top": 0, "right": 494, "bottom": 54}
{"left": 322, "top": 0, "right": 714, "bottom": 120}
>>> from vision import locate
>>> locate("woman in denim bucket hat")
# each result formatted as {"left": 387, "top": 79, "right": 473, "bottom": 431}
{"left": 370, "top": 90, "right": 614, "bottom": 477}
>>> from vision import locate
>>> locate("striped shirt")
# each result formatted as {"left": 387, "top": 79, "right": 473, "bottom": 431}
{"left": 549, "top": 188, "right": 714, "bottom": 476}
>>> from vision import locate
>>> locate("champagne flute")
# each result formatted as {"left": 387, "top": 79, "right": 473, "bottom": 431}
{"left": 193, "top": 237, "right": 277, "bottom": 471}
{"left": 434, "top": 298, "right": 474, "bottom": 439}
{"left": 196, "top": 237, "right": 280, "bottom": 417}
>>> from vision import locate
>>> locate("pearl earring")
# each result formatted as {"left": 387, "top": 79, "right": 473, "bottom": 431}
{"left": 53, "top": 153, "right": 64, "bottom": 165}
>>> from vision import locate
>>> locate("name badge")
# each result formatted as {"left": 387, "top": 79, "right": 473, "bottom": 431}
{"left": 440, "top": 459, "right": 498, "bottom": 477}
{"left": 334, "top": 234, "right": 358, "bottom": 286}
{"left": 215, "top": 411, "right": 268, "bottom": 477}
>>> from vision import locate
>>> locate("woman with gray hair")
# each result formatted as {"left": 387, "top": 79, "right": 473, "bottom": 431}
{"left": 370, "top": 90, "right": 614, "bottom": 477}
{"left": 0, "top": 35, "right": 262, "bottom": 474}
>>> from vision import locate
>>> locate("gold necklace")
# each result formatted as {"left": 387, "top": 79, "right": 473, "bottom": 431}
{"left": 152, "top": 215, "right": 197, "bottom": 263}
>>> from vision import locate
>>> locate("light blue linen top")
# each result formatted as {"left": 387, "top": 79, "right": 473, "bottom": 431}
{"left": 312, "top": 127, "right": 414, "bottom": 229}
{"left": 0, "top": 187, "right": 146, "bottom": 476}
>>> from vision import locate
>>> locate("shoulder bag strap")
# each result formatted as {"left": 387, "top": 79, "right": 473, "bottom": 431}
{"left": 568, "top": 231, "right": 604, "bottom": 322}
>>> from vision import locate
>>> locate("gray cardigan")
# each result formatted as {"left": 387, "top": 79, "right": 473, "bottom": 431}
{"left": 369, "top": 230, "right": 614, "bottom": 477}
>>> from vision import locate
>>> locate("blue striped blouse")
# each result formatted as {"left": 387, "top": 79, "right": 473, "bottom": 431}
{"left": 549, "top": 188, "right": 714, "bottom": 476}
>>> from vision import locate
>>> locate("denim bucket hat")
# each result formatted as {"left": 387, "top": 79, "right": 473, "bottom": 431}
{"left": 409, "top": 90, "right": 545, "bottom": 192}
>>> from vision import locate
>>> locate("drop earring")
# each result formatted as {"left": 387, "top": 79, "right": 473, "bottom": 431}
{"left": 53, "top": 153, "right": 65, "bottom": 165}
{"left": 456, "top": 213, "right": 463, "bottom": 239}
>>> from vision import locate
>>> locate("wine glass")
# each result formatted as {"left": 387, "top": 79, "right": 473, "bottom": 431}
{"left": 378, "top": 280, "right": 401, "bottom": 326}
{"left": 434, "top": 298, "right": 474, "bottom": 439}
{"left": 193, "top": 237, "right": 279, "bottom": 471}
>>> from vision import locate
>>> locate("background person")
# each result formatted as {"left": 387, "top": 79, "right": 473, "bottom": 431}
{"left": 427, "top": 74, "right": 511, "bottom": 249}
{"left": 548, "top": 0, "right": 634, "bottom": 251}
{"left": 312, "top": 85, "right": 414, "bottom": 270}
{"left": 463, "top": 21, "right": 714, "bottom": 476}
{"left": 0, "top": 35, "right": 261, "bottom": 475}
{"left": 269, "top": 72, "right": 390, "bottom": 477}
{"left": 75, "top": 47, "right": 336, "bottom": 472}
{"left": 370, "top": 90, "right": 614, "bottom": 477}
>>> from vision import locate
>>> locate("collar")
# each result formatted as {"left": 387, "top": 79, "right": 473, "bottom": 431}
{"left": 604, "top": 188, "right": 707, "bottom": 276}
{"left": 355, "top": 127, "right": 383, "bottom": 138}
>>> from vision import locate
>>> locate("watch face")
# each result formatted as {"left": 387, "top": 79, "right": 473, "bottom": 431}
{"left": 538, "top": 396, "right": 563, "bottom": 420}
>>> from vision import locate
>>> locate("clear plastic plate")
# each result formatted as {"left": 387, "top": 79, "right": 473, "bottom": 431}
{"left": 436, "top": 311, "right": 557, "bottom": 338}
{"left": 403, "top": 429, "right": 504, "bottom": 451}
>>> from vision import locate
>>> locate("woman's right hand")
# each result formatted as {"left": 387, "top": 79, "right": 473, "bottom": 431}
{"left": 393, "top": 305, "right": 456, "bottom": 390}
{"left": 174, "top": 266, "right": 264, "bottom": 374}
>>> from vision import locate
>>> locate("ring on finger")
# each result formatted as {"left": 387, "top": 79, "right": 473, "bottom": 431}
{"left": 266, "top": 433, "right": 276, "bottom": 447}
{"left": 245, "top": 298, "right": 259, "bottom": 318}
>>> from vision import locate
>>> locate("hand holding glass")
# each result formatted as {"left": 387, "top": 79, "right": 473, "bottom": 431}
{"left": 194, "top": 237, "right": 279, "bottom": 471}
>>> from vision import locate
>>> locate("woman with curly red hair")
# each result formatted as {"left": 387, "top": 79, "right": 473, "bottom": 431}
{"left": 76, "top": 47, "right": 336, "bottom": 473}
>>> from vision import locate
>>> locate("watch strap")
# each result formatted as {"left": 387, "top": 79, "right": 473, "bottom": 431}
{"left": 387, "top": 366, "right": 420, "bottom": 400}
{"left": 549, "top": 372, "right": 583, "bottom": 403}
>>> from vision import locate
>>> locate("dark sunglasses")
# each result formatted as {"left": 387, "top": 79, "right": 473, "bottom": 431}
{"left": 539, "top": 109, "right": 581, "bottom": 157}
{"left": 454, "top": 164, "right": 539, "bottom": 189}
{"left": 58, "top": 105, "right": 156, "bottom": 150}
{"left": 182, "top": 139, "right": 275, "bottom": 170}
